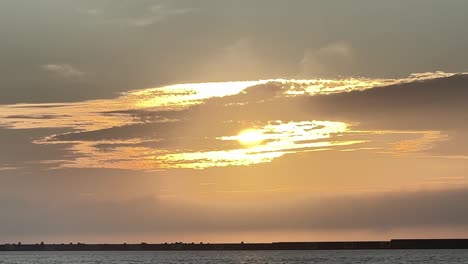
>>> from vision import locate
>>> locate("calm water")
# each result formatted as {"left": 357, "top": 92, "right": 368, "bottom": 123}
{"left": 1, "top": 250, "right": 468, "bottom": 264}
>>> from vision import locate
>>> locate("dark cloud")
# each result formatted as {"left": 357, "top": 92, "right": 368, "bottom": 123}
{"left": 188, "top": 74, "right": 468, "bottom": 131}
{"left": 304, "top": 74, "right": 468, "bottom": 130}
{"left": 5, "top": 115, "right": 71, "bottom": 119}
{"left": 50, "top": 120, "right": 246, "bottom": 143}
{"left": 166, "top": 74, "right": 468, "bottom": 131}
{"left": 93, "top": 138, "right": 240, "bottom": 153}
{"left": 0, "top": 128, "right": 74, "bottom": 169}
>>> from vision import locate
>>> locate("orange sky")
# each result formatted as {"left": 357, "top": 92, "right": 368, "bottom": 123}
{"left": 2, "top": 74, "right": 468, "bottom": 243}
{"left": 1, "top": 0, "right": 468, "bottom": 244}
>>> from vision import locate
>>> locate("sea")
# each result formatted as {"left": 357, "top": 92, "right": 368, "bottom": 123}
{"left": 1, "top": 250, "right": 468, "bottom": 264}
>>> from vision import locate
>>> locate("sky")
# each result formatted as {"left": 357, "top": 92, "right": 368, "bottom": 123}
{"left": 1, "top": 0, "right": 468, "bottom": 244}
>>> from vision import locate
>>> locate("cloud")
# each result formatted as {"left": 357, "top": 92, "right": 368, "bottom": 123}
{"left": 0, "top": 128, "right": 75, "bottom": 172}
{"left": 300, "top": 42, "right": 354, "bottom": 77}
{"left": 81, "top": 2, "right": 196, "bottom": 27}
{"left": 302, "top": 74, "right": 468, "bottom": 130}
{"left": 129, "top": 6, "right": 194, "bottom": 27}
{"left": 0, "top": 167, "right": 18, "bottom": 172}
{"left": 193, "top": 38, "right": 283, "bottom": 81}
{"left": 0, "top": 73, "right": 467, "bottom": 171}
{"left": 42, "top": 64, "right": 85, "bottom": 79}
{"left": 1, "top": 71, "right": 468, "bottom": 241}
{"left": 2, "top": 187, "right": 468, "bottom": 238}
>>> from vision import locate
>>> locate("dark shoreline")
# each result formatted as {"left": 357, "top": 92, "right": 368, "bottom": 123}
{"left": 2, "top": 239, "right": 468, "bottom": 251}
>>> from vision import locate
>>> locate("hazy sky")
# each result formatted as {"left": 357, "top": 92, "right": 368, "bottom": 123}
{"left": 1, "top": 0, "right": 468, "bottom": 243}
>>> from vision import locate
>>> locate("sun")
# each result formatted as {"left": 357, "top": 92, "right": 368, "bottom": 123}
{"left": 237, "top": 129, "right": 264, "bottom": 146}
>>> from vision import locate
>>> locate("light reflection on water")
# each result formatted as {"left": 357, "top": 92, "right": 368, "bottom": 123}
{"left": 1, "top": 250, "right": 468, "bottom": 264}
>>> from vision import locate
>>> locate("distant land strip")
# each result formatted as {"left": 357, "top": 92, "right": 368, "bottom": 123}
{"left": 2, "top": 239, "right": 468, "bottom": 251}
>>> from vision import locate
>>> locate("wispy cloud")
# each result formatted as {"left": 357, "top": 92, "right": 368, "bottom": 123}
{"left": 390, "top": 131, "right": 449, "bottom": 154}
{"left": 128, "top": 4, "right": 194, "bottom": 27}
{"left": 42, "top": 64, "right": 85, "bottom": 79}
{"left": 0, "top": 166, "right": 19, "bottom": 172}
{"left": 300, "top": 41, "right": 354, "bottom": 77}
{"left": 81, "top": 2, "right": 196, "bottom": 27}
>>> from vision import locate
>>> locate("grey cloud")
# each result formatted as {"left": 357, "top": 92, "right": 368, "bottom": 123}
{"left": 176, "top": 74, "right": 468, "bottom": 131}
{"left": 195, "top": 74, "right": 468, "bottom": 131}
{"left": 0, "top": 128, "right": 74, "bottom": 169}
{"left": 93, "top": 138, "right": 239, "bottom": 153}
{"left": 11, "top": 104, "right": 73, "bottom": 109}
{"left": 49, "top": 118, "right": 246, "bottom": 144}
{"left": 304, "top": 74, "right": 468, "bottom": 130}
{"left": 5, "top": 114, "right": 71, "bottom": 120}
{"left": 2, "top": 187, "right": 468, "bottom": 237}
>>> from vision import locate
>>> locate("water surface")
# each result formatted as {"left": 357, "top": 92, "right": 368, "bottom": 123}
{"left": 1, "top": 250, "right": 468, "bottom": 263}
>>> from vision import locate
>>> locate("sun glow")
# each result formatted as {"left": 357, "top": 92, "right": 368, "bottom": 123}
{"left": 160, "top": 121, "right": 361, "bottom": 169}
{"left": 0, "top": 73, "right": 456, "bottom": 170}
{"left": 237, "top": 129, "right": 265, "bottom": 146}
